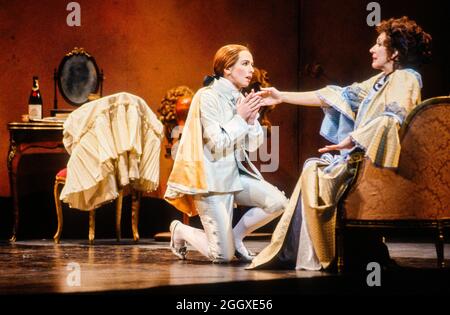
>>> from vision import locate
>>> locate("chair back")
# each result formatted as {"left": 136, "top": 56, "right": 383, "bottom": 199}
{"left": 342, "top": 96, "right": 450, "bottom": 220}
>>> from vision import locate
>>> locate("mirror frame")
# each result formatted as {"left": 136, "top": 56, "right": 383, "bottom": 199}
{"left": 55, "top": 47, "right": 102, "bottom": 107}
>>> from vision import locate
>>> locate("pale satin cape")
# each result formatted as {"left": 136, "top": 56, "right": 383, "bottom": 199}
{"left": 60, "top": 92, "right": 163, "bottom": 210}
{"left": 164, "top": 87, "right": 209, "bottom": 217}
{"left": 249, "top": 69, "right": 422, "bottom": 270}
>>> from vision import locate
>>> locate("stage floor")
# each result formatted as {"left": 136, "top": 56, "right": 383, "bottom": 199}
{"left": 0, "top": 239, "right": 449, "bottom": 296}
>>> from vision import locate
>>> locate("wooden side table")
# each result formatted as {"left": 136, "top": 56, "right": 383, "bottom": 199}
{"left": 7, "top": 121, "right": 68, "bottom": 241}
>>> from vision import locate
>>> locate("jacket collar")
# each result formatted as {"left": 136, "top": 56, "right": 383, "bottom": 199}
{"left": 212, "top": 77, "right": 242, "bottom": 104}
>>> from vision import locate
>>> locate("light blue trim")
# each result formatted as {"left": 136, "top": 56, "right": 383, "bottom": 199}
{"left": 316, "top": 88, "right": 354, "bottom": 121}
{"left": 382, "top": 112, "right": 403, "bottom": 125}
{"left": 404, "top": 68, "right": 423, "bottom": 88}
{"left": 317, "top": 89, "right": 356, "bottom": 144}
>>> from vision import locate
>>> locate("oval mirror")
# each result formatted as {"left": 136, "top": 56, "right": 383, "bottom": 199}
{"left": 57, "top": 48, "right": 100, "bottom": 106}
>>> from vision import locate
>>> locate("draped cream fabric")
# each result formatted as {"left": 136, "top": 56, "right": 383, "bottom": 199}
{"left": 248, "top": 175, "right": 302, "bottom": 269}
{"left": 301, "top": 158, "right": 354, "bottom": 268}
{"left": 248, "top": 157, "right": 353, "bottom": 270}
{"left": 60, "top": 92, "right": 163, "bottom": 210}
{"left": 164, "top": 87, "right": 209, "bottom": 217}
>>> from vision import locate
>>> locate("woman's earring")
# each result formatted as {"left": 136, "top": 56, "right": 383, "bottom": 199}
{"left": 391, "top": 50, "right": 399, "bottom": 61}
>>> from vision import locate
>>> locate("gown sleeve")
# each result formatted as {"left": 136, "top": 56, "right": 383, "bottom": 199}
{"left": 315, "top": 74, "right": 379, "bottom": 144}
{"left": 350, "top": 70, "right": 422, "bottom": 168}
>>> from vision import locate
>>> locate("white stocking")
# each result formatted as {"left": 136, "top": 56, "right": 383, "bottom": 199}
{"left": 176, "top": 223, "right": 210, "bottom": 258}
{"left": 233, "top": 207, "right": 283, "bottom": 253}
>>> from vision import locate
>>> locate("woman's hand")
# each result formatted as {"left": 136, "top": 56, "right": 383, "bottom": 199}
{"left": 256, "top": 87, "right": 283, "bottom": 106}
{"left": 237, "top": 91, "right": 262, "bottom": 122}
{"left": 318, "top": 136, "right": 355, "bottom": 153}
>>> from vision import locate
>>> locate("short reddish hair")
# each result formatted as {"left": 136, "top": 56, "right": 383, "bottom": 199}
{"left": 213, "top": 44, "right": 249, "bottom": 76}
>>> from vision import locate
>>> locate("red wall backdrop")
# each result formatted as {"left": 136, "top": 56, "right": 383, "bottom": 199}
{"left": 0, "top": 0, "right": 300, "bottom": 197}
{"left": 0, "top": 0, "right": 448, "bottom": 198}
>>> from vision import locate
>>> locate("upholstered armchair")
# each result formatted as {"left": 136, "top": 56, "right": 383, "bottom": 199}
{"left": 336, "top": 96, "right": 450, "bottom": 272}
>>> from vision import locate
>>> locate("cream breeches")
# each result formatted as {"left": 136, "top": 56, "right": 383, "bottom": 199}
{"left": 189, "top": 174, "right": 287, "bottom": 263}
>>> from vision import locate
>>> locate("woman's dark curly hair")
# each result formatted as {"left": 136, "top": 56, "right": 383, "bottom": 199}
{"left": 377, "top": 16, "right": 432, "bottom": 69}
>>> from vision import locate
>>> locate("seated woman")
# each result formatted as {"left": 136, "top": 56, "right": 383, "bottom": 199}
{"left": 249, "top": 16, "right": 432, "bottom": 270}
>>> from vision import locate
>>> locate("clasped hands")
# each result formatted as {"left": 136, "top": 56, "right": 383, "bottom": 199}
{"left": 237, "top": 90, "right": 262, "bottom": 125}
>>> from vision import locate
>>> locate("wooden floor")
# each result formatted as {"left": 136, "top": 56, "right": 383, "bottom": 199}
{"left": 0, "top": 239, "right": 449, "bottom": 297}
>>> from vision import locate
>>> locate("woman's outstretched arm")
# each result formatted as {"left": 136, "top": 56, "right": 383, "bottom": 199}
{"left": 258, "top": 87, "right": 324, "bottom": 107}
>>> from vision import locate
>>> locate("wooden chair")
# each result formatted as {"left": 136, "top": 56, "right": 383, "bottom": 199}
{"left": 336, "top": 96, "right": 450, "bottom": 272}
{"left": 53, "top": 168, "right": 141, "bottom": 244}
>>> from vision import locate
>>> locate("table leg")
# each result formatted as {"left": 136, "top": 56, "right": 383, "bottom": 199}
{"left": 7, "top": 142, "right": 19, "bottom": 242}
